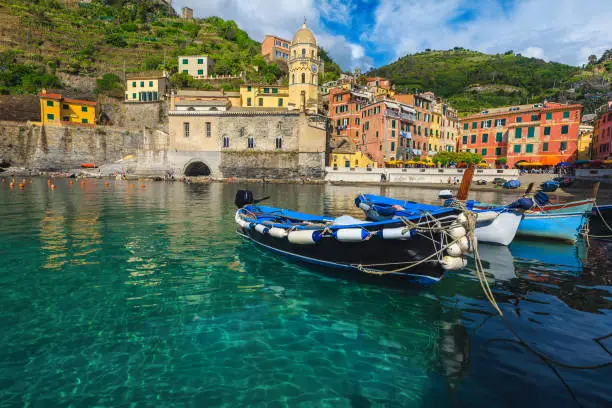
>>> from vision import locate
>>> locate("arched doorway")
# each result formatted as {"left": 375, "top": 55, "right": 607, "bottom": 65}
{"left": 184, "top": 161, "right": 211, "bottom": 176}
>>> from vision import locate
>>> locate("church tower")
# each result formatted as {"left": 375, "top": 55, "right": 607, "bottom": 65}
{"left": 288, "top": 22, "right": 320, "bottom": 113}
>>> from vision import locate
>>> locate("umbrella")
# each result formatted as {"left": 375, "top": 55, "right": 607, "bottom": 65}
{"left": 477, "top": 162, "right": 489, "bottom": 168}
{"left": 557, "top": 162, "right": 572, "bottom": 167}
{"left": 575, "top": 160, "right": 590, "bottom": 165}
{"left": 516, "top": 162, "right": 530, "bottom": 167}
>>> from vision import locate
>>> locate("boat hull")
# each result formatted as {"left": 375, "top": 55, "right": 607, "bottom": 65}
{"left": 517, "top": 212, "right": 587, "bottom": 243}
{"left": 589, "top": 205, "right": 612, "bottom": 237}
{"left": 474, "top": 211, "right": 523, "bottom": 246}
{"left": 236, "top": 225, "right": 450, "bottom": 286}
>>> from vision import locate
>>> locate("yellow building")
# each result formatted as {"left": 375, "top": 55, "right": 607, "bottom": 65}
{"left": 578, "top": 124, "right": 593, "bottom": 160}
{"left": 39, "top": 90, "right": 96, "bottom": 126}
{"left": 239, "top": 85, "right": 289, "bottom": 108}
{"left": 125, "top": 72, "right": 168, "bottom": 103}
{"left": 429, "top": 102, "right": 442, "bottom": 153}
{"left": 288, "top": 23, "right": 321, "bottom": 112}
{"left": 330, "top": 138, "right": 377, "bottom": 168}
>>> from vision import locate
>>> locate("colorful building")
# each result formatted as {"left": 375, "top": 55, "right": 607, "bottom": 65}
{"left": 366, "top": 77, "right": 391, "bottom": 89}
{"left": 287, "top": 23, "right": 321, "bottom": 113}
{"left": 171, "top": 89, "right": 240, "bottom": 111}
{"left": 178, "top": 55, "right": 215, "bottom": 78}
{"left": 393, "top": 93, "right": 433, "bottom": 158}
{"left": 359, "top": 100, "right": 416, "bottom": 164}
{"left": 458, "top": 102, "right": 582, "bottom": 167}
{"left": 125, "top": 72, "right": 168, "bottom": 103}
{"left": 261, "top": 35, "right": 291, "bottom": 62}
{"left": 330, "top": 138, "right": 377, "bottom": 168}
{"left": 577, "top": 124, "right": 593, "bottom": 161}
{"left": 593, "top": 102, "right": 612, "bottom": 160}
{"left": 328, "top": 87, "right": 371, "bottom": 142}
{"left": 239, "top": 85, "right": 289, "bottom": 108}
{"left": 38, "top": 90, "right": 96, "bottom": 126}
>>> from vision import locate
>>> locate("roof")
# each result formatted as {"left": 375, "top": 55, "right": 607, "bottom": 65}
{"left": 582, "top": 113, "right": 596, "bottom": 123}
{"left": 38, "top": 90, "right": 96, "bottom": 105}
{"left": 292, "top": 23, "right": 316, "bottom": 45}
{"left": 461, "top": 102, "right": 581, "bottom": 120}
{"left": 63, "top": 98, "right": 96, "bottom": 106}
{"left": 330, "top": 138, "right": 357, "bottom": 154}
{"left": 265, "top": 34, "right": 290, "bottom": 43}
{"left": 177, "top": 90, "right": 226, "bottom": 97}
{"left": 176, "top": 100, "right": 228, "bottom": 107}
{"left": 126, "top": 71, "right": 167, "bottom": 80}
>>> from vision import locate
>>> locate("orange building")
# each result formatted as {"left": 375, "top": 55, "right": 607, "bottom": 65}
{"left": 459, "top": 102, "right": 582, "bottom": 167}
{"left": 393, "top": 93, "right": 434, "bottom": 157}
{"left": 328, "top": 87, "right": 371, "bottom": 142}
{"left": 593, "top": 102, "right": 612, "bottom": 160}
{"left": 366, "top": 77, "right": 391, "bottom": 89}
{"left": 261, "top": 35, "right": 291, "bottom": 62}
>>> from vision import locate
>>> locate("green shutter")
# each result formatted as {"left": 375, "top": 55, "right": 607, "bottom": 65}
{"left": 544, "top": 127, "right": 551, "bottom": 135}
{"left": 563, "top": 111, "right": 570, "bottom": 118}
{"left": 132, "top": 81, "right": 136, "bottom": 87}
{"left": 561, "top": 125, "right": 568, "bottom": 134}
{"left": 472, "top": 122, "right": 477, "bottom": 129}
{"left": 482, "top": 134, "right": 488, "bottom": 143}
{"left": 47, "top": 113, "right": 54, "bottom": 120}
{"left": 197, "top": 69, "right": 203, "bottom": 75}
{"left": 82, "top": 118, "right": 88, "bottom": 124}
{"left": 482, "top": 148, "right": 487, "bottom": 156}
{"left": 278, "top": 98, "right": 283, "bottom": 107}
{"left": 543, "top": 142, "right": 548, "bottom": 151}
{"left": 46, "top": 100, "right": 54, "bottom": 107}
{"left": 560, "top": 141, "right": 567, "bottom": 151}
{"left": 462, "top": 136, "right": 467, "bottom": 144}
{"left": 81, "top": 106, "right": 87, "bottom": 112}
{"left": 495, "top": 147, "right": 501, "bottom": 156}
{"left": 514, "top": 145, "right": 520, "bottom": 153}
{"left": 183, "top": 70, "right": 188, "bottom": 74}
{"left": 527, "top": 127, "right": 534, "bottom": 138}
{"left": 264, "top": 88, "right": 269, "bottom": 93}
{"left": 182, "top": 59, "right": 188, "bottom": 64}
{"left": 392, "top": 120, "right": 396, "bottom": 129}
{"left": 272, "top": 88, "right": 278, "bottom": 94}
{"left": 516, "top": 116, "right": 522, "bottom": 123}
{"left": 140, "top": 81, "right": 144, "bottom": 87}
{"left": 391, "top": 130, "right": 395, "bottom": 138}
{"left": 546, "top": 112, "right": 552, "bottom": 120}
{"left": 132, "top": 93, "right": 136, "bottom": 99}
{"left": 526, "top": 144, "right": 533, "bottom": 153}
{"left": 149, "top": 81, "right": 153, "bottom": 87}
{"left": 247, "top": 86, "right": 252, "bottom": 91}
{"left": 496, "top": 132, "right": 502, "bottom": 142}
{"left": 197, "top": 58, "right": 204, "bottom": 64}
{"left": 515, "top": 128, "right": 522, "bottom": 138}
{"left": 471, "top": 134, "right": 476, "bottom": 143}
{"left": 391, "top": 142, "right": 395, "bottom": 151}
{"left": 463, "top": 123, "right": 468, "bottom": 130}
{"left": 531, "top": 114, "right": 538, "bottom": 121}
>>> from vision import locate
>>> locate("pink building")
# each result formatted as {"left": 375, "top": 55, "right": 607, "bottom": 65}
{"left": 593, "top": 102, "right": 612, "bottom": 160}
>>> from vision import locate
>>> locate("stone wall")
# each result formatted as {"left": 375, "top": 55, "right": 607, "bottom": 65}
{"left": 325, "top": 167, "right": 520, "bottom": 184}
{"left": 0, "top": 121, "right": 38, "bottom": 167}
{"left": 97, "top": 95, "right": 167, "bottom": 130}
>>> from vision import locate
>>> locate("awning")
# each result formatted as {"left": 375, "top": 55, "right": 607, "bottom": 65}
{"left": 400, "top": 131, "right": 412, "bottom": 139}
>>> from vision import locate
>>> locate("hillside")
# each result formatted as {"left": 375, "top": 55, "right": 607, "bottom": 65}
{"left": 0, "top": 0, "right": 342, "bottom": 95}
{"left": 370, "top": 48, "right": 611, "bottom": 115}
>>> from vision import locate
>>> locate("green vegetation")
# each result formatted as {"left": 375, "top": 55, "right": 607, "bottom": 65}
{"left": 319, "top": 48, "right": 342, "bottom": 83}
{"left": 0, "top": 50, "right": 62, "bottom": 94}
{"left": 370, "top": 48, "right": 610, "bottom": 114}
{"left": 432, "top": 151, "right": 483, "bottom": 166}
{"left": 94, "top": 73, "right": 123, "bottom": 97}
{"left": 0, "top": 0, "right": 343, "bottom": 95}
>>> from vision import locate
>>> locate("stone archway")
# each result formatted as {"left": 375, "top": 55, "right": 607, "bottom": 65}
{"left": 184, "top": 161, "right": 211, "bottom": 176}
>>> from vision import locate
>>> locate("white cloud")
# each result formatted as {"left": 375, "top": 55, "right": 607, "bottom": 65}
{"left": 369, "top": 0, "right": 612, "bottom": 66}
{"left": 174, "top": 0, "right": 368, "bottom": 71}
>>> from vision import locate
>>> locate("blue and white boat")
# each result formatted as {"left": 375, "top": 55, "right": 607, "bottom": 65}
{"left": 355, "top": 194, "right": 524, "bottom": 246}
{"left": 234, "top": 191, "right": 476, "bottom": 286}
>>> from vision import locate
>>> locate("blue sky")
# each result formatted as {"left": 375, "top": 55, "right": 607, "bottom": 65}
{"left": 175, "top": 0, "right": 612, "bottom": 71}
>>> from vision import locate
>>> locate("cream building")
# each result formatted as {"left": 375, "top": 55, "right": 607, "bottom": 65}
{"left": 178, "top": 56, "right": 215, "bottom": 78}
{"left": 288, "top": 23, "right": 321, "bottom": 113}
{"left": 125, "top": 72, "right": 168, "bottom": 103}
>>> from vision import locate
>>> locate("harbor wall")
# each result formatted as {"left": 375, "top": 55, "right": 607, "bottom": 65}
{"left": 576, "top": 168, "right": 612, "bottom": 184}
{"left": 324, "top": 167, "right": 520, "bottom": 184}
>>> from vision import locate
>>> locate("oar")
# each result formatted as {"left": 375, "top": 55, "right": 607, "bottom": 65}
{"left": 456, "top": 165, "right": 475, "bottom": 201}
{"left": 592, "top": 181, "right": 600, "bottom": 200}
{"left": 254, "top": 196, "right": 270, "bottom": 204}
{"left": 525, "top": 182, "right": 534, "bottom": 194}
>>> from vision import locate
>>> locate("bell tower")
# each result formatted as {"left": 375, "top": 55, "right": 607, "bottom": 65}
{"left": 288, "top": 22, "right": 320, "bottom": 113}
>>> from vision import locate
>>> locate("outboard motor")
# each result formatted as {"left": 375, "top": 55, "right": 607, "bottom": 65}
{"left": 235, "top": 190, "right": 255, "bottom": 208}
{"left": 234, "top": 190, "right": 270, "bottom": 208}
{"left": 507, "top": 196, "right": 535, "bottom": 210}
{"left": 534, "top": 191, "right": 550, "bottom": 206}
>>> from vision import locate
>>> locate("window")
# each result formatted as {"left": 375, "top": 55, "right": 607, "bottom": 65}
{"left": 482, "top": 134, "right": 488, "bottom": 143}
{"left": 513, "top": 145, "right": 521, "bottom": 153}
{"left": 392, "top": 120, "right": 396, "bottom": 129}
{"left": 561, "top": 125, "right": 568, "bottom": 134}
{"left": 205, "top": 122, "right": 211, "bottom": 138}
{"left": 515, "top": 128, "right": 522, "bottom": 138}
{"left": 183, "top": 70, "right": 188, "bottom": 74}
{"left": 527, "top": 127, "right": 534, "bottom": 138}
{"left": 62, "top": 104, "right": 68, "bottom": 109}
{"left": 543, "top": 142, "right": 548, "bottom": 152}
{"left": 278, "top": 98, "right": 283, "bottom": 107}
{"left": 82, "top": 118, "right": 88, "bottom": 124}
{"left": 560, "top": 141, "right": 567, "bottom": 151}
{"left": 376, "top": 131, "right": 379, "bottom": 138}
{"left": 391, "top": 130, "right": 395, "bottom": 138}
{"left": 182, "top": 59, "right": 188, "bottom": 64}
{"left": 153, "top": 92, "right": 158, "bottom": 101}
{"left": 81, "top": 106, "right": 88, "bottom": 112}
{"left": 496, "top": 132, "right": 503, "bottom": 142}
{"left": 222, "top": 136, "right": 230, "bottom": 148}
{"left": 132, "top": 81, "right": 136, "bottom": 87}
{"left": 301, "top": 73, "right": 305, "bottom": 83}
{"left": 276, "top": 136, "right": 282, "bottom": 149}
{"left": 482, "top": 148, "right": 487, "bottom": 156}
{"left": 197, "top": 58, "right": 204, "bottom": 64}
{"left": 272, "top": 88, "right": 278, "bottom": 94}
{"left": 531, "top": 114, "right": 538, "bottom": 121}
{"left": 495, "top": 147, "right": 502, "bottom": 156}
{"left": 247, "top": 86, "right": 252, "bottom": 92}
{"left": 391, "top": 142, "right": 395, "bottom": 152}
{"left": 516, "top": 116, "right": 522, "bottom": 123}
{"left": 258, "top": 98, "right": 263, "bottom": 106}
{"left": 247, "top": 136, "right": 254, "bottom": 149}
{"left": 544, "top": 126, "right": 551, "bottom": 136}
{"left": 463, "top": 123, "right": 468, "bottom": 130}
{"left": 132, "top": 93, "right": 136, "bottom": 99}
{"left": 302, "top": 48, "right": 306, "bottom": 56}
{"left": 149, "top": 81, "right": 153, "bottom": 87}
{"left": 62, "top": 116, "right": 69, "bottom": 121}
{"left": 247, "top": 98, "right": 252, "bottom": 106}
{"left": 183, "top": 122, "right": 190, "bottom": 138}
{"left": 46, "top": 100, "right": 54, "bottom": 107}
{"left": 563, "top": 111, "right": 570, "bottom": 118}
{"left": 462, "top": 135, "right": 468, "bottom": 144}
{"left": 471, "top": 134, "right": 476, "bottom": 143}
{"left": 526, "top": 144, "right": 533, "bottom": 153}
{"left": 546, "top": 112, "right": 552, "bottom": 120}
{"left": 264, "top": 88, "right": 269, "bottom": 94}
{"left": 472, "top": 122, "right": 477, "bottom": 129}
{"left": 47, "top": 113, "right": 54, "bottom": 120}
{"left": 140, "top": 81, "right": 144, "bottom": 87}
{"left": 197, "top": 69, "right": 203, "bottom": 75}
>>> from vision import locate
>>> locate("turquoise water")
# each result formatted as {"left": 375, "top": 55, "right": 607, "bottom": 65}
{"left": 0, "top": 179, "right": 611, "bottom": 407}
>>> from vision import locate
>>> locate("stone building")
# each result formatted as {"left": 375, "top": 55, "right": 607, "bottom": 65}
{"left": 181, "top": 7, "right": 193, "bottom": 19}
{"left": 178, "top": 56, "right": 215, "bottom": 79}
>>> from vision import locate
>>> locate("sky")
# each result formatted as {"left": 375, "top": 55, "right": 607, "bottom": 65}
{"left": 174, "top": 0, "right": 612, "bottom": 72}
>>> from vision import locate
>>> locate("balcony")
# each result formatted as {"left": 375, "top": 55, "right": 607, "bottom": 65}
{"left": 385, "top": 111, "right": 415, "bottom": 122}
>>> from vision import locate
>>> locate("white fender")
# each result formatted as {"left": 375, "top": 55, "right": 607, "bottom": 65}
{"left": 237, "top": 218, "right": 251, "bottom": 230}
{"left": 287, "top": 230, "right": 322, "bottom": 245}
{"left": 476, "top": 211, "right": 499, "bottom": 223}
{"left": 457, "top": 213, "right": 468, "bottom": 226}
{"left": 381, "top": 227, "right": 412, "bottom": 240}
{"left": 457, "top": 236, "right": 476, "bottom": 253}
{"left": 268, "top": 227, "right": 288, "bottom": 239}
{"left": 446, "top": 242, "right": 463, "bottom": 257}
{"left": 255, "top": 224, "right": 268, "bottom": 235}
{"left": 449, "top": 224, "right": 467, "bottom": 239}
{"left": 335, "top": 228, "right": 369, "bottom": 242}
{"left": 358, "top": 202, "right": 371, "bottom": 211}
{"left": 441, "top": 256, "right": 467, "bottom": 270}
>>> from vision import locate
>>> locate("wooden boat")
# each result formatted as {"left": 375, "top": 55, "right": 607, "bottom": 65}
{"left": 355, "top": 194, "right": 523, "bottom": 246}
{"left": 588, "top": 204, "right": 612, "bottom": 238}
{"left": 80, "top": 163, "right": 97, "bottom": 168}
{"left": 234, "top": 191, "right": 475, "bottom": 287}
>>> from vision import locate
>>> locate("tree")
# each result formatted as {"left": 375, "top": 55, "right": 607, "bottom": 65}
{"left": 588, "top": 54, "right": 598, "bottom": 66}
{"left": 94, "top": 73, "right": 123, "bottom": 97}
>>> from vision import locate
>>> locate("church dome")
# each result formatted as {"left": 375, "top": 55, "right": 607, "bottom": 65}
{"left": 292, "top": 23, "right": 316, "bottom": 45}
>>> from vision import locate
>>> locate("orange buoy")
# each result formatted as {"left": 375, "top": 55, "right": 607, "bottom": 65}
{"left": 81, "top": 181, "right": 85, "bottom": 187}
{"left": 9, "top": 182, "right": 14, "bottom": 189}
{"left": 141, "top": 184, "right": 145, "bottom": 188}
{"left": 29, "top": 179, "right": 32, "bottom": 184}
{"left": 19, "top": 183, "right": 24, "bottom": 189}
{"left": 69, "top": 180, "right": 73, "bottom": 185}
{"left": 50, "top": 184, "right": 55, "bottom": 190}
{"left": 21, "top": 179, "right": 26, "bottom": 184}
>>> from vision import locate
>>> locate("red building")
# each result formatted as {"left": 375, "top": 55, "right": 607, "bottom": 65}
{"left": 261, "top": 35, "right": 291, "bottom": 62}
{"left": 328, "top": 87, "right": 371, "bottom": 142}
{"left": 459, "top": 102, "right": 582, "bottom": 167}
{"left": 593, "top": 102, "right": 612, "bottom": 160}
{"left": 366, "top": 77, "right": 391, "bottom": 89}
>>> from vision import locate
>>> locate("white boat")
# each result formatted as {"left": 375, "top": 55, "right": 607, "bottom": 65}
{"left": 438, "top": 190, "right": 454, "bottom": 199}
{"left": 473, "top": 210, "right": 523, "bottom": 246}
